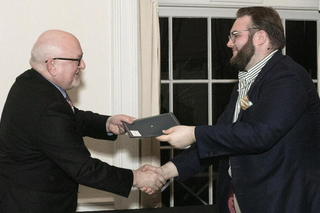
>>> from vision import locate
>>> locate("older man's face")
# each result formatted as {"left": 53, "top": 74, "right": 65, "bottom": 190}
{"left": 53, "top": 41, "right": 85, "bottom": 91}
{"left": 54, "top": 55, "right": 84, "bottom": 90}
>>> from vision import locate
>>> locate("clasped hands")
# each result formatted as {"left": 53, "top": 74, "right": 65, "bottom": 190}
{"left": 133, "top": 162, "right": 179, "bottom": 195}
{"left": 132, "top": 165, "right": 166, "bottom": 195}
{"left": 134, "top": 125, "right": 196, "bottom": 195}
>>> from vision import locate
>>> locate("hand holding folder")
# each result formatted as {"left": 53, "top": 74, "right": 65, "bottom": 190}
{"left": 123, "top": 113, "right": 180, "bottom": 138}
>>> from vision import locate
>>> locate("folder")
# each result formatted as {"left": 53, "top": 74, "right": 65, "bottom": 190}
{"left": 124, "top": 113, "right": 180, "bottom": 138}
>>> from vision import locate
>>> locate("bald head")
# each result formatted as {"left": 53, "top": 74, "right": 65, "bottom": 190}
{"left": 29, "top": 30, "right": 85, "bottom": 91}
{"left": 29, "top": 30, "right": 82, "bottom": 72}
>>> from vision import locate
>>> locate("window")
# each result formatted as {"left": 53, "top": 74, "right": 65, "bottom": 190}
{"left": 286, "top": 20, "right": 318, "bottom": 86}
{"left": 159, "top": 7, "right": 319, "bottom": 208}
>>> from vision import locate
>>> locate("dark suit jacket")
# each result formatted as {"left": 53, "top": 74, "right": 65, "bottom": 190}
{"left": 0, "top": 69, "right": 133, "bottom": 213}
{"left": 172, "top": 51, "right": 320, "bottom": 213}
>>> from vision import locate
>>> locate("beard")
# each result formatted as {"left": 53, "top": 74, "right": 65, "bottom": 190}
{"left": 71, "top": 72, "right": 81, "bottom": 88}
{"left": 72, "top": 79, "right": 80, "bottom": 88}
{"left": 230, "top": 37, "right": 255, "bottom": 71}
{"left": 72, "top": 77, "right": 81, "bottom": 88}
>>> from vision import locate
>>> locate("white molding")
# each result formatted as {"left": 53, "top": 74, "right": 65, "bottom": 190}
{"left": 111, "top": 1, "right": 139, "bottom": 117}
{"left": 159, "top": 6, "right": 320, "bottom": 20}
{"left": 158, "top": 0, "right": 319, "bottom": 11}
{"left": 111, "top": 0, "right": 140, "bottom": 210}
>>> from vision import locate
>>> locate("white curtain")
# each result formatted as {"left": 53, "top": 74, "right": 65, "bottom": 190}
{"left": 138, "top": 0, "right": 162, "bottom": 208}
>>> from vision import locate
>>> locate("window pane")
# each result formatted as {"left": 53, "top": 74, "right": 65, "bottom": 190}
{"left": 173, "top": 175, "right": 209, "bottom": 206}
{"left": 161, "top": 149, "right": 211, "bottom": 207}
{"left": 212, "top": 18, "right": 238, "bottom": 79}
{"left": 160, "top": 18, "right": 169, "bottom": 80}
{"left": 286, "top": 20, "right": 317, "bottom": 79}
{"left": 173, "top": 18, "right": 208, "bottom": 79}
{"left": 212, "top": 83, "right": 236, "bottom": 124}
{"left": 161, "top": 84, "right": 169, "bottom": 114}
{"left": 173, "top": 84, "right": 208, "bottom": 125}
{"left": 160, "top": 148, "right": 171, "bottom": 207}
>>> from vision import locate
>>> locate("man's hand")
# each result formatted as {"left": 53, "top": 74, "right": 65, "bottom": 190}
{"left": 156, "top": 125, "right": 196, "bottom": 149}
{"left": 132, "top": 166, "right": 166, "bottom": 195}
{"left": 139, "top": 162, "right": 179, "bottom": 194}
{"left": 141, "top": 162, "right": 178, "bottom": 180}
{"left": 106, "top": 114, "right": 135, "bottom": 135}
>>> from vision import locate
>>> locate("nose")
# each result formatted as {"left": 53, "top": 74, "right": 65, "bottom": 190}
{"left": 227, "top": 38, "right": 234, "bottom": 48}
{"left": 79, "top": 59, "right": 86, "bottom": 69}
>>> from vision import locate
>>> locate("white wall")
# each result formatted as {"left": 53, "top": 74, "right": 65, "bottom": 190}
{"left": 0, "top": 0, "right": 113, "bottom": 115}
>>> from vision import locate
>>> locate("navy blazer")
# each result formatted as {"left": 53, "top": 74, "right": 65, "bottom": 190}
{"left": 0, "top": 69, "right": 133, "bottom": 213}
{"left": 172, "top": 51, "right": 320, "bottom": 213}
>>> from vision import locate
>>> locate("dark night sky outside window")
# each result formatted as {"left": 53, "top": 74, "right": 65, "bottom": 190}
{"left": 286, "top": 20, "right": 317, "bottom": 84}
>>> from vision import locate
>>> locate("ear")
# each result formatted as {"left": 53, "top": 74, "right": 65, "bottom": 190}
{"left": 255, "top": 30, "right": 268, "bottom": 45}
{"left": 45, "top": 59, "right": 57, "bottom": 76}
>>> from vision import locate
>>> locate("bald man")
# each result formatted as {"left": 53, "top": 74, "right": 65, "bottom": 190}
{"left": 0, "top": 30, "right": 165, "bottom": 213}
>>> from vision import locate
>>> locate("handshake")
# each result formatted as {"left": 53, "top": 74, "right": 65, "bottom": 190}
{"left": 112, "top": 115, "right": 195, "bottom": 194}
{"left": 129, "top": 124, "right": 196, "bottom": 195}
{"left": 131, "top": 162, "right": 178, "bottom": 195}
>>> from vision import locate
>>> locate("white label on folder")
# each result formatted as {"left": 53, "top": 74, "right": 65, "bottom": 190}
{"left": 130, "top": 130, "right": 141, "bottom": 137}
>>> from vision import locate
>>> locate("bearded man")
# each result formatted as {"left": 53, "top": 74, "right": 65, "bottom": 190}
{"left": 146, "top": 6, "right": 320, "bottom": 213}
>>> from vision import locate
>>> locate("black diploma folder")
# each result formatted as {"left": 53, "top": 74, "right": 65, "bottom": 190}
{"left": 124, "top": 113, "right": 180, "bottom": 138}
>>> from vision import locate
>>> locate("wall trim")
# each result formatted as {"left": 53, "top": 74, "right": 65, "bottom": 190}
{"left": 111, "top": 0, "right": 140, "bottom": 210}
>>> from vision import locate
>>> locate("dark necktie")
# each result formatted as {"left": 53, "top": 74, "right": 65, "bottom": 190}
{"left": 65, "top": 94, "right": 75, "bottom": 113}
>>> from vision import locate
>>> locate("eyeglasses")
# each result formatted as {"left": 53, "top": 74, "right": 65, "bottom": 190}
{"left": 228, "top": 28, "right": 258, "bottom": 43}
{"left": 45, "top": 54, "right": 83, "bottom": 66}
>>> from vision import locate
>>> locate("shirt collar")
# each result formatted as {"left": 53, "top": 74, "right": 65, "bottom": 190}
{"left": 239, "top": 49, "right": 278, "bottom": 82}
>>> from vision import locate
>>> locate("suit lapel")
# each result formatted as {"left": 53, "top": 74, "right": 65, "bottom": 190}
{"left": 236, "top": 51, "right": 285, "bottom": 121}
